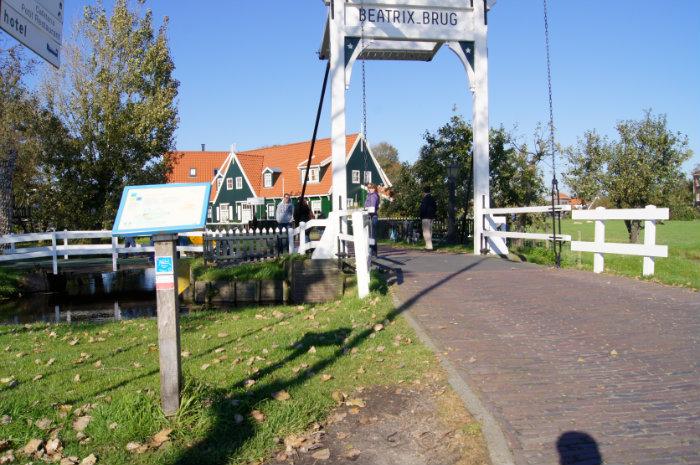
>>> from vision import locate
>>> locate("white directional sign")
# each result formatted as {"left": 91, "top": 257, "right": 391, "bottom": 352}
{"left": 0, "top": 0, "right": 63, "bottom": 67}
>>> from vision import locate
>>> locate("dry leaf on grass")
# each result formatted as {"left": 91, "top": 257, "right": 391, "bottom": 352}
{"left": 32, "top": 374, "right": 43, "bottom": 381}
{"left": 244, "top": 379, "right": 256, "bottom": 388}
{"left": 80, "top": 453, "right": 98, "bottom": 464}
{"left": 250, "top": 410, "right": 265, "bottom": 423}
{"left": 149, "top": 428, "right": 172, "bottom": 448}
{"left": 23, "top": 438, "right": 43, "bottom": 455}
{"left": 373, "top": 323, "right": 384, "bottom": 332}
{"left": 346, "top": 398, "right": 366, "bottom": 408}
{"left": 320, "top": 373, "right": 333, "bottom": 382}
{"left": 35, "top": 418, "right": 53, "bottom": 430}
{"left": 72, "top": 415, "right": 91, "bottom": 432}
{"left": 271, "top": 390, "right": 291, "bottom": 401}
{"left": 311, "top": 448, "right": 330, "bottom": 460}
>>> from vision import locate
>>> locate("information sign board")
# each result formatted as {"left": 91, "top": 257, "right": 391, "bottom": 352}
{"left": 0, "top": 0, "right": 63, "bottom": 67}
{"left": 112, "top": 183, "right": 211, "bottom": 236}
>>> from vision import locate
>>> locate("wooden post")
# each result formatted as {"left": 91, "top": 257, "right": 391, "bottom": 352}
{"left": 51, "top": 231, "right": 58, "bottom": 275}
{"left": 63, "top": 229, "right": 69, "bottom": 260}
{"left": 352, "top": 211, "right": 370, "bottom": 299}
{"left": 111, "top": 236, "right": 119, "bottom": 272}
{"left": 643, "top": 205, "right": 656, "bottom": 276}
{"left": 593, "top": 207, "right": 605, "bottom": 273}
{"left": 152, "top": 234, "right": 182, "bottom": 416}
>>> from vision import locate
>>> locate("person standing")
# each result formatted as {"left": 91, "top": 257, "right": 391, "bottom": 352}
{"left": 275, "top": 193, "right": 294, "bottom": 230}
{"left": 364, "top": 183, "right": 380, "bottom": 257}
{"left": 419, "top": 186, "right": 437, "bottom": 250}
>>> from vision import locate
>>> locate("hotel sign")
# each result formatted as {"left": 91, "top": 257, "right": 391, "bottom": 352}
{"left": 0, "top": 0, "right": 63, "bottom": 67}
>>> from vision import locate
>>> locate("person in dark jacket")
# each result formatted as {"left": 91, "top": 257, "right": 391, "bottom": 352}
{"left": 294, "top": 197, "right": 315, "bottom": 225}
{"left": 364, "top": 183, "right": 380, "bottom": 257}
{"left": 419, "top": 186, "right": 437, "bottom": 250}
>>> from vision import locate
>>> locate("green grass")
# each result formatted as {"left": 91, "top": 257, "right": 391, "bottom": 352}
{"left": 0, "top": 282, "right": 435, "bottom": 464}
{"left": 0, "top": 268, "right": 22, "bottom": 301}
{"left": 191, "top": 256, "right": 308, "bottom": 283}
{"left": 379, "top": 239, "right": 473, "bottom": 254}
{"left": 518, "top": 219, "right": 700, "bottom": 290}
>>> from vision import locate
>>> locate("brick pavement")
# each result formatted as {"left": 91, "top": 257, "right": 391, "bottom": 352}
{"left": 381, "top": 248, "right": 700, "bottom": 465}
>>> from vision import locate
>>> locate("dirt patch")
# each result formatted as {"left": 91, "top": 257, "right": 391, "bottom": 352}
{"left": 264, "top": 377, "right": 490, "bottom": 465}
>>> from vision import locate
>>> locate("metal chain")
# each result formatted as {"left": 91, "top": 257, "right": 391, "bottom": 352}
{"left": 360, "top": 7, "right": 368, "bottom": 146}
{"left": 543, "top": 0, "right": 556, "bottom": 179}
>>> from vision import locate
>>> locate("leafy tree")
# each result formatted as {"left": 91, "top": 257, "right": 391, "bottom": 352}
{"left": 564, "top": 130, "right": 608, "bottom": 206}
{"left": 371, "top": 142, "right": 402, "bottom": 184}
{"left": 565, "top": 110, "right": 692, "bottom": 242}
{"left": 381, "top": 162, "right": 422, "bottom": 218}
{"left": 42, "top": 0, "right": 179, "bottom": 229}
{"left": 0, "top": 46, "right": 40, "bottom": 235}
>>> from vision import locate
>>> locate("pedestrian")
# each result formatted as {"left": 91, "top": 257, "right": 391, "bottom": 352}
{"left": 275, "top": 193, "right": 294, "bottom": 230}
{"left": 364, "top": 183, "right": 380, "bottom": 257}
{"left": 419, "top": 186, "right": 437, "bottom": 250}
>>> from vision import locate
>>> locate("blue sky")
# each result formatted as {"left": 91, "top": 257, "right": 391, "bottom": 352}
{"left": 7, "top": 0, "right": 700, "bottom": 179}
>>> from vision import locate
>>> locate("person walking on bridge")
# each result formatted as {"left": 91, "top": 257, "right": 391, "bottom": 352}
{"left": 419, "top": 186, "right": 437, "bottom": 251}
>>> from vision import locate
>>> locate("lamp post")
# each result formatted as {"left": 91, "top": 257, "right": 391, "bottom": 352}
{"left": 447, "top": 163, "right": 459, "bottom": 243}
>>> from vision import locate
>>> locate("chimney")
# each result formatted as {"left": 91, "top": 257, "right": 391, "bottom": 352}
{"left": 201, "top": 144, "right": 206, "bottom": 151}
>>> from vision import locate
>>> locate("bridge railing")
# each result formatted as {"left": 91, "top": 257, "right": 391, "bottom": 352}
{"left": 0, "top": 230, "right": 204, "bottom": 274}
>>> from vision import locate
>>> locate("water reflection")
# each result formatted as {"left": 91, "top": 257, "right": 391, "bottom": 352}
{"left": 0, "top": 268, "right": 189, "bottom": 325}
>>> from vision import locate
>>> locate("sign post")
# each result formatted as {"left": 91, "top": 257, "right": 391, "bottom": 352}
{"left": 112, "top": 183, "right": 210, "bottom": 415}
{"left": 0, "top": 0, "right": 64, "bottom": 67}
{"left": 153, "top": 235, "right": 181, "bottom": 415}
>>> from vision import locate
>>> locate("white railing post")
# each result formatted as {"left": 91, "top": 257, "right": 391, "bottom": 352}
{"left": 63, "top": 229, "right": 69, "bottom": 260}
{"left": 51, "top": 231, "right": 58, "bottom": 275}
{"left": 593, "top": 207, "right": 605, "bottom": 273}
{"left": 111, "top": 236, "right": 118, "bottom": 272}
{"left": 643, "top": 205, "right": 656, "bottom": 276}
{"left": 352, "top": 211, "right": 371, "bottom": 299}
{"left": 9, "top": 238, "right": 15, "bottom": 254}
{"left": 298, "top": 222, "right": 307, "bottom": 254}
{"left": 287, "top": 227, "right": 295, "bottom": 254}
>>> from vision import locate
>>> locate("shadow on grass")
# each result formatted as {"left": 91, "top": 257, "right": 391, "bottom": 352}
{"left": 169, "top": 258, "right": 486, "bottom": 465}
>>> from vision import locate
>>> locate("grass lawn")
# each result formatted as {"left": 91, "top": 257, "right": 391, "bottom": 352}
{"left": 518, "top": 219, "right": 700, "bottom": 290}
{"left": 0, "top": 281, "right": 438, "bottom": 464}
{"left": 0, "top": 268, "right": 22, "bottom": 301}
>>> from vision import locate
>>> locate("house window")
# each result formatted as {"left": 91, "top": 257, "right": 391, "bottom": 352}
{"left": 207, "top": 206, "right": 212, "bottom": 220}
{"left": 189, "top": 168, "right": 197, "bottom": 177}
{"left": 235, "top": 177, "right": 243, "bottom": 189}
{"left": 347, "top": 198, "right": 355, "bottom": 208}
{"left": 217, "top": 178, "right": 223, "bottom": 189}
{"left": 267, "top": 204, "right": 275, "bottom": 219}
{"left": 264, "top": 172, "right": 273, "bottom": 188}
{"left": 226, "top": 178, "right": 233, "bottom": 190}
{"left": 219, "top": 203, "right": 230, "bottom": 222}
{"left": 311, "top": 199, "right": 322, "bottom": 214}
{"left": 301, "top": 167, "right": 320, "bottom": 184}
{"left": 364, "top": 171, "right": 372, "bottom": 184}
{"left": 237, "top": 204, "right": 242, "bottom": 221}
{"left": 352, "top": 170, "right": 360, "bottom": 184}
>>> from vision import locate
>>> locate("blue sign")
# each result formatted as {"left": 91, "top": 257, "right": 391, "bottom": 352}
{"left": 156, "top": 257, "right": 174, "bottom": 275}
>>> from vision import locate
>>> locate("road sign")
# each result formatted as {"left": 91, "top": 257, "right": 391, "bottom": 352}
{"left": 246, "top": 197, "right": 266, "bottom": 206}
{"left": 0, "top": 0, "right": 63, "bottom": 67}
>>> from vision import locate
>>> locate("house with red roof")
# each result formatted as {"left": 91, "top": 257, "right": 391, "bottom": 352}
{"left": 168, "top": 134, "right": 391, "bottom": 224}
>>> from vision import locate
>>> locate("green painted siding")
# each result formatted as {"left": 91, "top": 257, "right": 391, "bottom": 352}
{"left": 210, "top": 158, "right": 254, "bottom": 223}
{"left": 345, "top": 141, "right": 386, "bottom": 208}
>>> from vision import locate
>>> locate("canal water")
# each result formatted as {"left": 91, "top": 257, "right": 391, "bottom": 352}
{"left": 0, "top": 268, "right": 190, "bottom": 325}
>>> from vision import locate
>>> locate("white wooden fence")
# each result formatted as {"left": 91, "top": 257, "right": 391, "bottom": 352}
{"left": 570, "top": 205, "right": 669, "bottom": 276}
{"left": 0, "top": 230, "right": 203, "bottom": 274}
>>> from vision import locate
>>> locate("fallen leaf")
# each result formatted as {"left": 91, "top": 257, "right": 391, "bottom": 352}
{"left": 244, "top": 379, "right": 256, "bottom": 388}
{"left": 284, "top": 434, "right": 306, "bottom": 449}
{"left": 108, "top": 422, "right": 118, "bottom": 430}
{"left": 32, "top": 374, "right": 43, "bottom": 382}
{"left": 68, "top": 339, "right": 79, "bottom": 346}
{"left": 23, "top": 438, "right": 43, "bottom": 455}
{"left": 46, "top": 358, "right": 56, "bottom": 366}
{"left": 0, "top": 415, "right": 10, "bottom": 425}
{"left": 272, "top": 390, "right": 291, "bottom": 401}
{"left": 45, "top": 438, "right": 62, "bottom": 455}
{"left": 200, "top": 363, "right": 210, "bottom": 371}
{"left": 217, "top": 332, "right": 228, "bottom": 338}
{"left": 214, "top": 347, "right": 226, "bottom": 354}
{"left": 125, "top": 442, "right": 146, "bottom": 454}
{"left": 346, "top": 398, "right": 366, "bottom": 408}
{"left": 149, "top": 428, "right": 172, "bottom": 448}
{"left": 311, "top": 448, "right": 330, "bottom": 460}
{"left": 308, "top": 346, "right": 317, "bottom": 354}
{"left": 331, "top": 391, "right": 347, "bottom": 403}
{"left": 60, "top": 457, "right": 80, "bottom": 465}
{"left": 35, "top": 418, "right": 53, "bottom": 430}
{"left": 181, "top": 351, "right": 191, "bottom": 358}
{"left": 93, "top": 360, "right": 102, "bottom": 368}
{"left": 373, "top": 323, "right": 384, "bottom": 332}
{"left": 610, "top": 349, "right": 618, "bottom": 357}
{"left": 72, "top": 415, "right": 91, "bottom": 432}
{"left": 250, "top": 410, "right": 265, "bottom": 422}
{"left": 80, "top": 453, "right": 98, "bottom": 465}
{"left": 320, "top": 374, "right": 333, "bottom": 382}
{"left": 272, "top": 310, "right": 284, "bottom": 319}
{"left": 73, "top": 374, "right": 81, "bottom": 383}
{"left": 375, "top": 346, "right": 385, "bottom": 353}
{"left": 344, "top": 448, "right": 361, "bottom": 460}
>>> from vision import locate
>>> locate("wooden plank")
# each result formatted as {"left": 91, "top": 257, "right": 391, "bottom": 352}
{"left": 483, "top": 231, "right": 571, "bottom": 242}
{"left": 484, "top": 205, "right": 571, "bottom": 215}
{"left": 570, "top": 241, "right": 668, "bottom": 258}
{"left": 572, "top": 207, "right": 669, "bottom": 221}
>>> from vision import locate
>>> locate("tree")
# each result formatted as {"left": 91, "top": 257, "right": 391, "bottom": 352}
{"left": 0, "top": 46, "right": 39, "bottom": 235}
{"left": 564, "top": 130, "right": 608, "bottom": 206}
{"left": 42, "top": 0, "right": 179, "bottom": 229}
{"left": 371, "top": 142, "right": 402, "bottom": 183}
{"left": 565, "top": 110, "right": 692, "bottom": 242}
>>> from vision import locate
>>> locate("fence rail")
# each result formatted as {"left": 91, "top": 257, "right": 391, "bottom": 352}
{"left": 570, "top": 205, "right": 668, "bottom": 276}
{"left": 203, "top": 227, "right": 291, "bottom": 264}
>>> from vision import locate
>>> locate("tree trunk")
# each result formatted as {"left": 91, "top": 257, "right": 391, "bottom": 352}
{"left": 624, "top": 219, "right": 641, "bottom": 243}
{"left": 0, "top": 146, "right": 18, "bottom": 238}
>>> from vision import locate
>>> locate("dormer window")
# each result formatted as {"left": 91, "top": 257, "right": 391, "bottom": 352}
{"left": 264, "top": 172, "right": 273, "bottom": 188}
{"left": 301, "top": 167, "right": 320, "bottom": 184}
{"left": 189, "top": 168, "right": 197, "bottom": 177}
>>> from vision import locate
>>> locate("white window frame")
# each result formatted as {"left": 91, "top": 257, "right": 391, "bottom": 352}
{"left": 235, "top": 177, "right": 243, "bottom": 190}
{"left": 352, "top": 170, "right": 360, "bottom": 184}
{"left": 301, "top": 167, "right": 320, "bottom": 184}
{"left": 236, "top": 204, "right": 242, "bottom": 222}
{"left": 226, "top": 178, "right": 233, "bottom": 190}
{"left": 207, "top": 206, "right": 212, "bottom": 220}
{"left": 311, "top": 199, "right": 322, "bottom": 214}
{"left": 267, "top": 203, "right": 275, "bottom": 219}
{"left": 189, "top": 168, "right": 196, "bottom": 177}
{"left": 264, "top": 172, "right": 273, "bottom": 188}
{"left": 364, "top": 171, "right": 372, "bottom": 184}
{"left": 219, "top": 203, "right": 230, "bottom": 222}
{"left": 347, "top": 198, "right": 355, "bottom": 208}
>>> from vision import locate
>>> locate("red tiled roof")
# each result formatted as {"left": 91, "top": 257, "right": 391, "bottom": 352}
{"left": 236, "top": 134, "right": 359, "bottom": 198}
{"left": 168, "top": 135, "right": 360, "bottom": 201}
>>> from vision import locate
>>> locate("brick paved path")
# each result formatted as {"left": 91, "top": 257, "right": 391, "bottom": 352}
{"left": 381, "top": 248, "right": 700, "bottom": 465}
